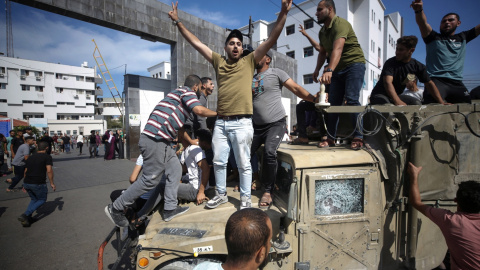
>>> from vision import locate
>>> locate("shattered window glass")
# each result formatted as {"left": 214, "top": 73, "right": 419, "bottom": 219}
{"left": 315, "top": 178, "right": 364, "bottom": 215}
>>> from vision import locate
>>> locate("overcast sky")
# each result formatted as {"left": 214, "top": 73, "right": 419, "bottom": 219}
{"left": 1, "top": 0, "right": 479, "bottom": 96}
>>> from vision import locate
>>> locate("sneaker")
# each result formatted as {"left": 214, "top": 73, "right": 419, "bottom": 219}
{"left": 18, "top": 214, "right": 31, "bottom": 227}
{"left": 240, "top": 196, "right": 252, "bottom": 210}
{"left": 105, "top": 204, "right": 129, "bottom": 227}
{"left": 163, "top": 206, "right": 189, "bottom": 222}
{"left": 206, "top": 191, "right": 228, "bottom": 209}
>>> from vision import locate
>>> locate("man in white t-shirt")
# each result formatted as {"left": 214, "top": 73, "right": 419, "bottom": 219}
{"left": 135, "top": 130, "right": 211, "bottom": 222}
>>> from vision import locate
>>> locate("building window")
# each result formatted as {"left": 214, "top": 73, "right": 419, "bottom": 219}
{"left": 34, "top": 101, "right": 44, "bottom": 104}
{"left": 73, "top": 130, "right": 78, "bottom": 135}
{"left": 57, "top": 130, "right": 62, "bottom": 135}
{"left": 286, "top": 51, "right": 295, "bottom": 59}
{"left": 21, "top": 70, "right": 30, "bottom": 76}
{"left": 303, "top": 74, "right": 314, "bottom": 85}
{"left": 76, "top": 76, "right": 84, "bottom": 81}
{"left": 56, "top": 88, "right": 64, "bottom": 93}
{"left": 372, "top": 10, "right": 375, "bottom": 22}
{"left": 66, "top": 130, "right": 71, "bottom": 135}
{"left": 35, "top": 71, "right": 43, "bottom": 77}
{"left": 304, "top": 46, "right": 314, "bottom": 57}
{"left": 86, "top": 77, "right": 94, "bottom": 82}
{"left": 23, "top": 100, "right": 33, "bottom": 104}
{"left": 371, "top": 40, "right": 375, "bottom": 52}
{"left": 21, "top": 85, "right": 30, "bottom": 91}
{"left": 160, "top": 72, "right": 162, "bottom": 77}
{"left": 35, "top": 86, "right": 44, "bottom": 92}
{"left": 56, "top": 73, "right": 63, "bottom": 79}
{"left": 50, "top": 131, "right": 55, "bottom": 136}
{"left": 304, "top": 19, "right": 314, "bottom": 30}
{"left": 286, "top": 25, "right": 295, "bottom": 35}
{"left": 379, "top": 20, "right": 381, "bottom": 31}
{"left": 0, "top": 83, "right": 6, "bottom": 89}
{"left": 0, "top": 67, "right": 5, "bottom": 73}
{"left": 76, "top": 90, "right": 84, "bottom": 95}
{"left": 0, "top": 99, "right": 7, "bottom": 103}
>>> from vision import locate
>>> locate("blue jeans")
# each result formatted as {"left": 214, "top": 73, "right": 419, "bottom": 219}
{"left": 64, "top": 143, "right": 70, "bottom": 153}
{"left": 327, "top": 62, "right": 365, "bottom": 139}
{"left": 23, "top": 183, "right": 48, "bottom": 216}
{"left": 212, "top": 117, "right": 253, "bottom": 198}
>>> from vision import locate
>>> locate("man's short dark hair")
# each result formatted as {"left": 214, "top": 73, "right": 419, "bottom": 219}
{"left": 38, "top": 141, "right": 49, "bottom": 151}
{"left": 25, "top": 136, "right": 34, "bottom": 141}
{"left": 184, "top": 75, "right": 201, "bottom": 89}
{"left": 397, "top": 36, "right": 418, "bottom": 50}
{"left": 25, "top": 126, "right": 32, "bottom": 131}
{"left": 225, "top": 208, "right": 270, "bottom": 263}
{"left": 443, "top": 13, "right": 460, "bottom": 21}
{"left": 322, "top": 0, "right": 336, "bottom": 13}
{"left": 225, "top": 29, "right": 243, "bottom": 46}
{"left": 201, "top": 77, "right": 212, "bottom": 85}
{"left": 196, "top": 129, "right": 212, "bottom": 145}
{"left": 456, "top": 181, "right": 480, "bottom": 213}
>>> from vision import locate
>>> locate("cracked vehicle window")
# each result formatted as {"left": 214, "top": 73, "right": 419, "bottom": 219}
{"left": 315, "top": 178, "right": 364, "bottom": 215}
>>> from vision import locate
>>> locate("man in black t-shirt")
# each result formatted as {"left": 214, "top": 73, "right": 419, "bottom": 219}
{"left": 88, "top": 130, "right": 98, "bottom": 158}
{"left": 370, "top": 36, "right": 446, "bottom": 106}
{"left": 62, "top": 135, "right": 71, "bottom": 154}
{"left": 18, "top": 141, "right": 55, "bottom": 227}
{"left": 40, "top": 133, "right": 54, "bottom": 155}
{"left": 10, "top": 130, "right": 25, "bottom": 157}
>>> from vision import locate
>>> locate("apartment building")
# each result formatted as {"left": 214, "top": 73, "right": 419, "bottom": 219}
{"left": 0, "top": 56, "right": 102, "bottom": 120}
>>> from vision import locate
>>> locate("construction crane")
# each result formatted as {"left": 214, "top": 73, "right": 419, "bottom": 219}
{"left": 92, "top": 39, "right": 124, "bottom": 121}
{"left": 5, "top": 0, "right": 14, "bottom": 57}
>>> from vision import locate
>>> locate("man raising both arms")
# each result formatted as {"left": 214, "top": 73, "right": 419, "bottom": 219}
{"left": 411, "top": 0, "right": 480, "bottom": 104}
{"left": 168, "top": 0, "right": 292, "bottom": 209}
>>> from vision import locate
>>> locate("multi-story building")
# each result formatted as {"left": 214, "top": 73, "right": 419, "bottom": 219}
{"left": 147, "top": 61, "right": 171, "bottom": 80}
{"left": 0, "top": 56, "right": 102, "bottom": 120}
{"left": 240, "top": 0, "right": 403, "bottom": 105}
{"left": 100, "top": 97, "right": 125, "bottom": 118}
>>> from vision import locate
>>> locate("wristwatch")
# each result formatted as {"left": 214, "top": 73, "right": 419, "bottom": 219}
{"left": 173, "top": 20, "right": 181, "bottom": 26}
{"left": 324, "top": 68, "right": 333, "bottom": 73}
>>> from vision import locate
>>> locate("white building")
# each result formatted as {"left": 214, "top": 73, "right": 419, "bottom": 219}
{"left": 100, "top": 97, "right": 125, "bottom": 117}
{"left": 147, "top": 61, "right": 171, "bottom": 80}
{"left": 0, "top": 56, "right": 102, "bottom": 120}
{"left": 240, "top": 0, "right": 403, "bottom": 105}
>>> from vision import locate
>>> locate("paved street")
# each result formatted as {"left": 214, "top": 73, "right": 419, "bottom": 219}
{"left": 0, "top": 147, "right": 136, "bottom": 270}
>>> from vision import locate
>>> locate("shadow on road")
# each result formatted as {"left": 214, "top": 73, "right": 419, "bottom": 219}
{"left": 32, "top": 197, "right": 64, "bottom": 222}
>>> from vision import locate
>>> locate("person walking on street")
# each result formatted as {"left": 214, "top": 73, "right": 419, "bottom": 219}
{"left": 77, "top": 132, "right": 84, "bottom": 155}
{"left": 5, "top": 130, "right": 15, "bottom": 172}
{"left": 6, "top": 136, "right": 35, "bottom": 192}
{"left": 18, "top": 141, "right": 55, "bottom": 227}
{"left": 62, "top": 134, "right": 71, "bottom": 154}
{"left": 88, "top": 131, "right": 98, "bottom": 158}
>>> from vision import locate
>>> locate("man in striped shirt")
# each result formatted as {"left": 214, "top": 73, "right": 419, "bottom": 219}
{"left": 105, "top": 75, "right": 217, "bottom": 226}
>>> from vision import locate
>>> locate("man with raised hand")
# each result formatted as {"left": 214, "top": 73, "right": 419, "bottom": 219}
{"left": 410, "top": 0, "right": 480, "bottom": 104}
{"left": 168, "top": 0, "right": 292, "bottom": 210}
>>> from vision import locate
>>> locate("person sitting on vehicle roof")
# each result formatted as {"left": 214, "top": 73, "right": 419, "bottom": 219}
{"left": 370, "top": 36, "right": 446, "bottom": 106}
{"left": 194, "top": 208, "right": 273, "bottom": 270}
{"left": 408, "top": 162, "right": 480, "bottom": 269}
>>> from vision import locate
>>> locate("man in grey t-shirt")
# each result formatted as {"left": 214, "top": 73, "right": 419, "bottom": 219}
{"left": 7, "top": 136, "right": 34, "bottom": 191}
{"left": 251, "top": 53, "right": 318, "bottom": 208}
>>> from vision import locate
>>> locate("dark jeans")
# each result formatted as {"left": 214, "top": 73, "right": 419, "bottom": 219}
{"left": 77, "top": 142, "right": 83, "bottom": 154}
{"left": 296, "top": 101, "right": 327, "bottom": 138}
{"left": 9, "top": 165, "right": 25, "bottom": 189}
{"left": 250, "top": 118, "right": 286, "bottom": 194}
{"left": 23, "top": 183, "right": 48, "bottom": 216}
{"left": 370, "top": 93, "right": 422, "bottom": 105}
{"left": 327, "top": 62, "right": 365, "bottom": 139}
{"left": 424, "top": 77, "right": 471, "bottom": 104}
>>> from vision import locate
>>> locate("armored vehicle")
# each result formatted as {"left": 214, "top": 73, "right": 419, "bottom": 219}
{"left": 100, "top": 104, "right": 480, "bottom": 270}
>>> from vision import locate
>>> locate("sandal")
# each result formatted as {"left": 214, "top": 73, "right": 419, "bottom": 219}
{"left": 259, "top": 193, "right": 273, "bottom": 210}
{"left": 317, "top": 138, "right": 335, "bottom": 148}
{"left": 351, "top": 138, "right": 364, "bottom": 150}
{"left": 289, "top": 138, "right": 309, "bottom": 145}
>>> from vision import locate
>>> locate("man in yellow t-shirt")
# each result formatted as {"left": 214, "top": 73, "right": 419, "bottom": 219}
{"left": 168, "top": 0, "right": 292, "bottom": 209}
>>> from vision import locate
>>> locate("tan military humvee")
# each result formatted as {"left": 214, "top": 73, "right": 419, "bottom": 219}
{"left": 129, "top": 104, "right": 479, "bottom": 270}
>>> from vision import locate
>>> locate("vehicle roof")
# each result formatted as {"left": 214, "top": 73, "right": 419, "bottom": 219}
{"left": 277, "top": 143, "right": 376, "bottom": 169}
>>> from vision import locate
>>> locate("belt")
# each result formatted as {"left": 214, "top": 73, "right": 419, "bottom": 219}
{"left": 217, "top": 114, "right": 252, "bottom": 121}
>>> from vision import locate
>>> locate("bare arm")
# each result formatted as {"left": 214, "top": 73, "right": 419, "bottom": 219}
{"left": 299, "top": 24, "right": 321, "bottom": 51}
{"left": 196, "top": 159, "right": 210, "bottom": 205}
{"left": 129, "top": 165, "right": 142, "bottom": 184}
{"left": 425, "top": 80, "right": 447, "bottom": 105}
{"left": 313, "top": 46, "right": 327, "bottom": 83}
{"left": 24, "top": 154, "right": 30, "bottom": 161}
{"left": 408, "top": 162, "right": 428, "bottom": 216}
{"left": 384, "top": 75, "right": 406, "bottom": 106}
{"left": 411, "top": 0, "right": 433, "bottom": 38}
{"left": 192, "top": 105, "right": 217, "bottom": 118}
{"left": 254, "top": 0, "right": 292, "bottom": 63}
{"left": 283, "top": 78, "right": 318, "bottom": 103}
{"left": 168, "top": 2, "right": 213, "bottom": 63}
{"left": 319, "top": 38, "right": 346, "bottom": 84}
{"left": 46, "top": 165, "right": 55, "bottom": 191}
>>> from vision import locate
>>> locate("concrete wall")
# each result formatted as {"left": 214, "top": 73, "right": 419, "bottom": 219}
{"left": 48, "top": 119, "right": 106, "bottom": 136}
